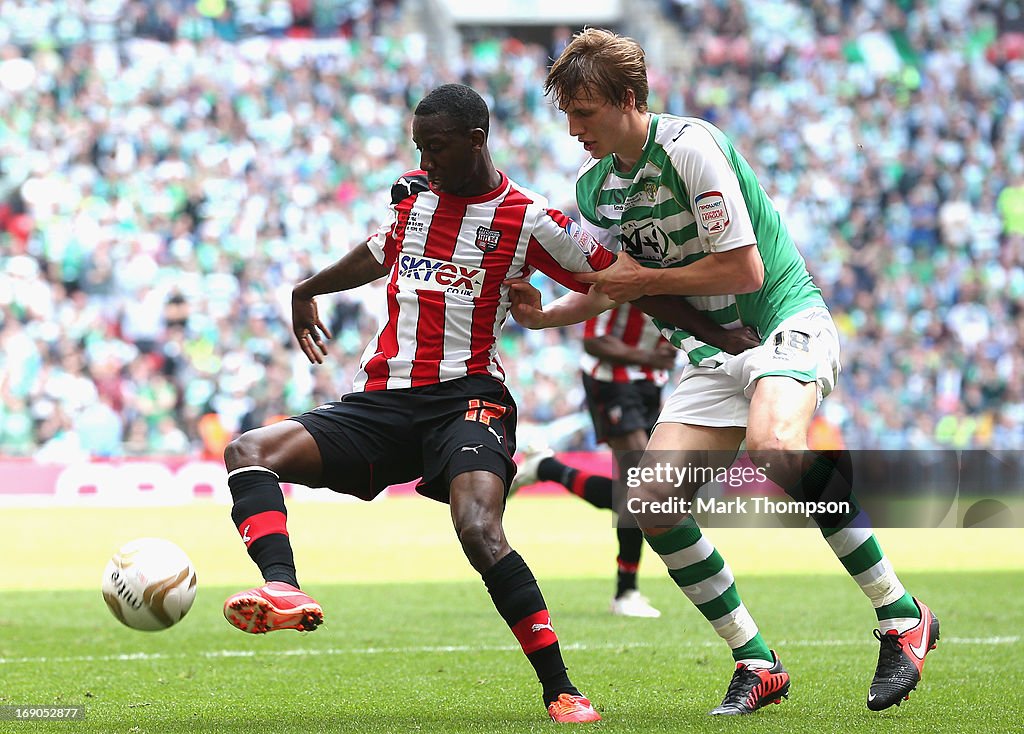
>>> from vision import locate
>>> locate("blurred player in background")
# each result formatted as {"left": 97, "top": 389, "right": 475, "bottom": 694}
{"left": 513, "top": 28, "right": 939, "bottom": 716}
{"left": 515, "top": 303, "right": 752, "bottom": 618}
{"left": 513, "top": 304, "right": 675, "bottom": 618}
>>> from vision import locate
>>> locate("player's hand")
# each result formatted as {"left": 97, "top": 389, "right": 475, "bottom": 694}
{"left": 504, "top": 279, "right": 548, "bottom": 329}
{"left": 717, "top": 326, "right": 761, "bottom": 355}
{"left": 645, "top": 340, "right": 678, "bottom": 370}
{"left": 575, "top": 252, "right": 648, "bottom": 302}
{"left": 292, "top": 293, "right": 332, "bottom": 364}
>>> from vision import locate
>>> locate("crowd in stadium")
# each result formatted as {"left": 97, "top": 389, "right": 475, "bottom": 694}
{"left": 1, "top": 0, "right": 1023, "bottom": 459}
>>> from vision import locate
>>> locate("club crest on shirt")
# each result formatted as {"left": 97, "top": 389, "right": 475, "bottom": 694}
{"left": 565, "top": 219, "right": 599, "bottom": 257}
{"left": 474, "top": 226, "right": 501, "bottom": 253}
{"left": 695, "top": 190, "right": 729, "bottom": 234}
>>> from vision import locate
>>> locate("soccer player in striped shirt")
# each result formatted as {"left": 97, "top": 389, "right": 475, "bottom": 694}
{"left": 515, "top": 29, "right": 940, "bottom": 716}
{"left": 220, "top": 83, "right": 613, "bottom": 723}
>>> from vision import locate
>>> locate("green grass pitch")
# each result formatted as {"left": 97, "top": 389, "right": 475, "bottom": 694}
{"left": 2, "top": 498, "right": 1022, "bottom": 733}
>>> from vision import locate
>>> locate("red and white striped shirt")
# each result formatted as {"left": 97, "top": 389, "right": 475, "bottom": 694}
{"left": 353, "top": 171, "right": 615, "bottom": 391}
{"left": 580, "top": 303, "right": 672, "bottom": 386}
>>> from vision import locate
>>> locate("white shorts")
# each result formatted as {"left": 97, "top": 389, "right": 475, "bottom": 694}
{"left": 658, "top": 308, "right": 841, "bottom": 428}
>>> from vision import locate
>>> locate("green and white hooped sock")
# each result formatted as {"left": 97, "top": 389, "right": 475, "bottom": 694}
{"left": 646, "top": 518, "right": 773, "bottom": 667}
{"left": 822, "top": 515, "right": 920, "bottom": 633}
{"left": 799, "top": 452, "right": 921, "bottom": 634}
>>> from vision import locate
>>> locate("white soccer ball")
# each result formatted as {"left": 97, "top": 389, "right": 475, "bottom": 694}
{"left": 101, "top": 537, "right": 198, "bottom": 631}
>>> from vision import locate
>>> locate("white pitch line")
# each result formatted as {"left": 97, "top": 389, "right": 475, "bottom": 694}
{"left": 0, "top": 636, "right": 1016, "bottom": 666}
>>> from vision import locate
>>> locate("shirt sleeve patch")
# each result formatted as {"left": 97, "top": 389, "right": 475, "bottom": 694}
{"left": 694, "top": 190, "right": 729, "bottom": 234}
{"left": 565, "top": 218, "right": 600, "bottom": 257}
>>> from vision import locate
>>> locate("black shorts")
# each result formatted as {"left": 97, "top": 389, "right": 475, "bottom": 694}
{"left": 582, "top": 373, "right": 663, "bottom": 444}
{"left": 290, "top": 375, "right": 517, "bottom": 503}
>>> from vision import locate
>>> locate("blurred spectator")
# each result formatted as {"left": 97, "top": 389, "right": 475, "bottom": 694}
{"left": 0, "top": 0, "right": 1021, "bottom": 459}
{"left": 999, "top": 170, "right": 1024, "bottom": 236}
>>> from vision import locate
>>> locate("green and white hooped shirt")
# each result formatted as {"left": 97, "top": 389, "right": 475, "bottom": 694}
{"left": 575, "top": 114, "right": 826, "bottom": 367}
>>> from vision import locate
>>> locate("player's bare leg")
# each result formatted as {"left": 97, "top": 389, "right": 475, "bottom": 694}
{"left": 631, "top": 423, "right": 790, "bottom": 714}
{"left": 747, "top": 375, "right": 939, "bottom": 710}
{"left": 451, "top": 470, "right": 600, "bottom": 723}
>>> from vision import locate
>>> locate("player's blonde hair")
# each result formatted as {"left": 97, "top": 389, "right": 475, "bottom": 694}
{"left": 545, "top": 28, "right": 649, "bottom": 113}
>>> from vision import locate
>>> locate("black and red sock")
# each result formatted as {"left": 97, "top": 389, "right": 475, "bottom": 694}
{"left": 615, "top": 527, "right": 644, "bottom": 598}
{"left": 537, "top": 458, "right": 613, "bottom": 510}
{"left": 482, "top": 550, "right": 579, "bottom": 706}
{"left": 228, "top": 466, "right": 299, "bottom": 588}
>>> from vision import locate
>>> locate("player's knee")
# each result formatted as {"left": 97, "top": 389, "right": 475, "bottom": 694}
{"left": 746, "top": 426, "right": 805, "bottom": 469}
{"left": 224, "top": 430, "right": 271, "bottom": 472}
{"left": 626, "top": 479, "right": 670, "bottom": 504}
{"left": 456, "top": 517, "right": 504, "bottom": 558}
{"left": 746, "top": 426, "right": 789, "bottom": 453}
{"left": 625, "top": 482, "right": 691, "bottom": 532}
{"left": 625, "top": 481, "right": 679, "bottom": 515}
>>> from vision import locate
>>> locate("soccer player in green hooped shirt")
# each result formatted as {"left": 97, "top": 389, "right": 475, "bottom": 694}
{"left": 509, "top": 27, "right": 939, "bottom": 716}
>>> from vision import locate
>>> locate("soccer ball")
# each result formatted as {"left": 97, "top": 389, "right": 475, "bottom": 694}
{"left": 101, "top": 537, "right": 198, "bottom": 631}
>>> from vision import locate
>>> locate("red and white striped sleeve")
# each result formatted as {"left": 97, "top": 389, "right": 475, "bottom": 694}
{"left": 524, "top": 208, "right": 616, "bottom": 293}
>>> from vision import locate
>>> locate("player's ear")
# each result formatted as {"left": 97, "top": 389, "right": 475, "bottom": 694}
{"left": 621, "top": 88, "right": 636, "bottom": 111}
{"left": 470, "top": 128, "right": 486, "bottom": 151}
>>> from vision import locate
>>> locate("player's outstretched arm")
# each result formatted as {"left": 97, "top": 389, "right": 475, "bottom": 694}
{"left": 632, "top": 295, "right": 760, "bottom": 354}
{"left": 291, "top": 243, "right": 390, "bottom": 364}
{"left": 577, "top": 247, "right": 764, "bottom": 300}
{"left": 506, "top": 280, "right": 614, "bottom": 329}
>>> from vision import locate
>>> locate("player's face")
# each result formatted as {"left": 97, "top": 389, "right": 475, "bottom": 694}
{"left": 560, "top": 88, "right": 633, "bottom": 160}
{"left": 411, "top": 113, "right": 480, "bottom": 196}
